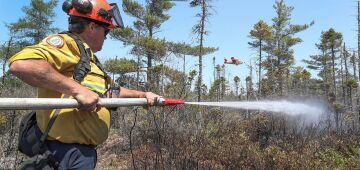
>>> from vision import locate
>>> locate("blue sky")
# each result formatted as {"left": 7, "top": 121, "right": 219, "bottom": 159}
{"left": 0, "top": 0, "right": 359, "bottom": 89}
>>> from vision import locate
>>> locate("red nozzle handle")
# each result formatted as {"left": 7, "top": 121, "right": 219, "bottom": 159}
{"left": 157, "top": 97, "right": 185, "bottom": 106}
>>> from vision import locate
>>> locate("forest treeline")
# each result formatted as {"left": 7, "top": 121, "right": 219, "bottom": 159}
{"left": 0, "top": 0, "right": 359, "bottom": 169}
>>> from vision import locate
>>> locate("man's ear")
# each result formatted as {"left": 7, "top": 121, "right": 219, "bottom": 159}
{"left": 88, "top": 22, "right": 96, "bottom": 32}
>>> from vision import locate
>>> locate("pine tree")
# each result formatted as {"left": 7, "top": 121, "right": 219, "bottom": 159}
{"left": 104, "top": 57, "right": 139, "bottom": 88}
{"left": 291, "top": 67, "right": 310, "bottom": 95}
{"left": 303, "top": 39, "right": 332, "bottom": 99}
{"left": 167, "top": 42, "right": 217, "bottom": 97}
{"left": 268, "top": 0, "right": 313, "bottom": 95}
{"left": 4, "top": 0, "right": 58, "bottom": 83}
{"left": 343, "top": 43, "right": 350, "bottom": 105}
{"left": 321, "top": 28, "right": 343, "bottom": 101}
{"left": 248, "top": 20, "right": 272, "bottom": 96}
{"left": 7, "top": 0, "right": 59, "bottom": 46}
{"left": 112, "top": 0, "right": 174, "bottom": 89}
{"left": 190, "top": 0, "right": 216, "bottom": 102}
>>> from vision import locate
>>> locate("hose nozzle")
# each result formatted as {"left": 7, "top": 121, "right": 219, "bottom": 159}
{"left": 156, "top": 97, "right": 185, "bottom": 106}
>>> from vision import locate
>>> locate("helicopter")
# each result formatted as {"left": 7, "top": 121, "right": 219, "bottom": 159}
{"left": 224, "top": 57, "right": 243, "bottom": 65}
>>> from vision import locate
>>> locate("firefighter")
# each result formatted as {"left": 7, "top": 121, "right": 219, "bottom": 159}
{"left": 9, "top": 0, "right": 159, "bottom": 169}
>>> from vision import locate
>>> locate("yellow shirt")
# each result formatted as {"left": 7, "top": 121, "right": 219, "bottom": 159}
{"left": 9, "top": 33, "right": 110, "bottom": 145}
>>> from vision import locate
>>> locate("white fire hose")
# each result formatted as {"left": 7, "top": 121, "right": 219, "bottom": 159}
{"left": 0, "top": 97, "right": 186, "bottom": 110}
{"left": 0, "top": 98, "right": 150, "bottom": 110}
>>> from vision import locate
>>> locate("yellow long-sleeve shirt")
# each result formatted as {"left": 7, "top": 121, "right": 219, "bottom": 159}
{"left": 9, "top": 33, "right": 110, "bottom": 145}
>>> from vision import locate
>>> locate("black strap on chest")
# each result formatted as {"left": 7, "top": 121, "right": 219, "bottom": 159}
{"left": 59, "top": 31, "right": 109, "bottom": 83}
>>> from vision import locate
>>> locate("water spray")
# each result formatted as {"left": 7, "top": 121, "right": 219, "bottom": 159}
{"left": 186, "top": 100, "right": 324, "bottom": 115}
{"left": 186, "top": 100, "right": 326, "bottom": 122}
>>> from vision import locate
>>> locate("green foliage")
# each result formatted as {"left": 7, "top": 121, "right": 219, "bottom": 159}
{"left": 104, "top": 58, "right": 138, "bottom": 74}
{"left": 135, "top": 37, "right": 167, "bottom": 59}
{"left": 0, "top": 39, "right": 18, "bottom": 61}
{"left": 113, "top": 0, "right": 176, "bottom": 88}
{"left": 167, "top": 42, "right": 218, "bottom": 57}
{"left": 111, "top": 26, "right": 135, "bottom": 43}
{"left": 303, "top": 54, "right": 330, "bottom": 73}
{"left": 122, "top": 0, "right": 145, "bottom": 18}
{"left": 190, "top": 0, "right": 213, "bottom": 39}
{"left": 143, "top": 64, "right": 189, "bottom": 95}
{"left": 249, "top": 20, "right": 272, "bottom": 48}
{"left": 189, "top": 45, "right": 218, "bottom": 56}
{"left": 119, "top": 0, "right": 174, "bottom": 37}
{"left": 263, "top": 0, "right": 313, "bottom": 95}
{"left": 332, "top": 102, "right": 344, "bottom": 113}
{"left": 151, "top": 64, "right": 186, "bottom": 82}
{"left": 1, "top": 0, "right": 59, "bottom": 84}
{"left": 205, "top": 120, "right": 220, "bottom": 139}
{"left": 7, "top": 0, "right": 59, "bottom": 46}
{"left": 292, "top": 67, "right": 310, "bottom": 81}
{"left": 322, "top": 28, "right": 343, "bottom": 50}
{"left": 318, "top": 28, "right": 343, "bottom": 100}
{"left": 190, "top": 0, "right": 216, "bottom": 102}
{"left": 208, "top": 77, "right": 227, "bottom": 100}
{"left": 345, "top": 78, "right": 358, "bottom": 88}
{"left": 167, "top": 42, "right": 192, "bottom": 56}
{"left": 187, "top": 70, "right": 198, "bottom": 88}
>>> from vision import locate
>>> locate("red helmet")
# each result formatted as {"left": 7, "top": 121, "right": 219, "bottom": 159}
{"left": 62, "top": 0, "right": 124, "bottom": 28}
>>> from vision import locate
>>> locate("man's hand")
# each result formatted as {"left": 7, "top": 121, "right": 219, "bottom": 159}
{"left": 144, "top": 92, "right": 161, "bottom": 106}
{"left": 74, "top": 87, "right": 103, "bottom": 111}
{"left": 118, "top": 87, "right": 161, "bottom": 106}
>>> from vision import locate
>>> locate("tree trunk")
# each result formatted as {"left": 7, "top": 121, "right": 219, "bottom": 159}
{"left": 246, "top": 80, "right": 250, "bottom": 100}
{"left": 197, "top": 0, "right": 206, "bottom": 102}
{"left": 340, "top": 50, "right": 346, "bottom": 105}
{"left": 276, "top": 41, "right": 283, "bottom": 96}
{"left": 213, "top": 56, "right": 216, "bottom": 82}
{"left": 344, "top": 44, "right": 350, "bottom": 106}
{"left": 345, "top": 47, "right": 354, "bottom": 109}
{"left": 357, "top": 1, "right": 360, "bottom": 81}
{"left": 270, "top": 55, "right": 276, "bottom": 95}
{"left": 323, "top": 50, "right": 329, "bottom": 99}
{"left": 331, "top": 46, "right": 337, "bottom": 101}
{"left": 147, "top": 29, "right": 154, "bottom": 88}
{"left": 235, "top": 82, "right": 239, "bottom": 96}
{"left": 136, "top": 55, "right": 140, "bottom": 90}
{"left": 344, "top": 47, "right": 349, "bottom": 82}
{"left": 258, "top": 40, "right": 262, "bottom": 97}
{"left": 349, "top": 86, "right": 353, "bottom": 111}
{"left": 358, "top": 1, "right": 360, "bottom": 127}
{"left": 352, "top": 52, "right": 357, "bottom": 80}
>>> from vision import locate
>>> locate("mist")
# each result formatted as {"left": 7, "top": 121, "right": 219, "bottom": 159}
{"left": 186, "top": 99, "right": 329, "bottom": 123}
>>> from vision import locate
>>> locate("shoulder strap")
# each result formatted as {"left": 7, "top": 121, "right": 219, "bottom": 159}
{"left": 93, "top": 54, "right": 109, "bottom": 78}
{"left": 61, "top": 31, "right": 110, "bottom": 82}
{"left": 60, "top": 31, "right": 91, "bottom": 83}
{"left": 39, "top": 94, "right": 70, "bottom": 144}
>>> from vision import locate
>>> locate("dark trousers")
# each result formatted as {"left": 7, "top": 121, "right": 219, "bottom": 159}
{"left": 46, "top": 140, "right": 97, "bottom": 170}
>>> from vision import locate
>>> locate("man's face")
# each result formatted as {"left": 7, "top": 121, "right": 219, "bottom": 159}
{"left": 88, "top": 22, "right": 109, "bottom": 52}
